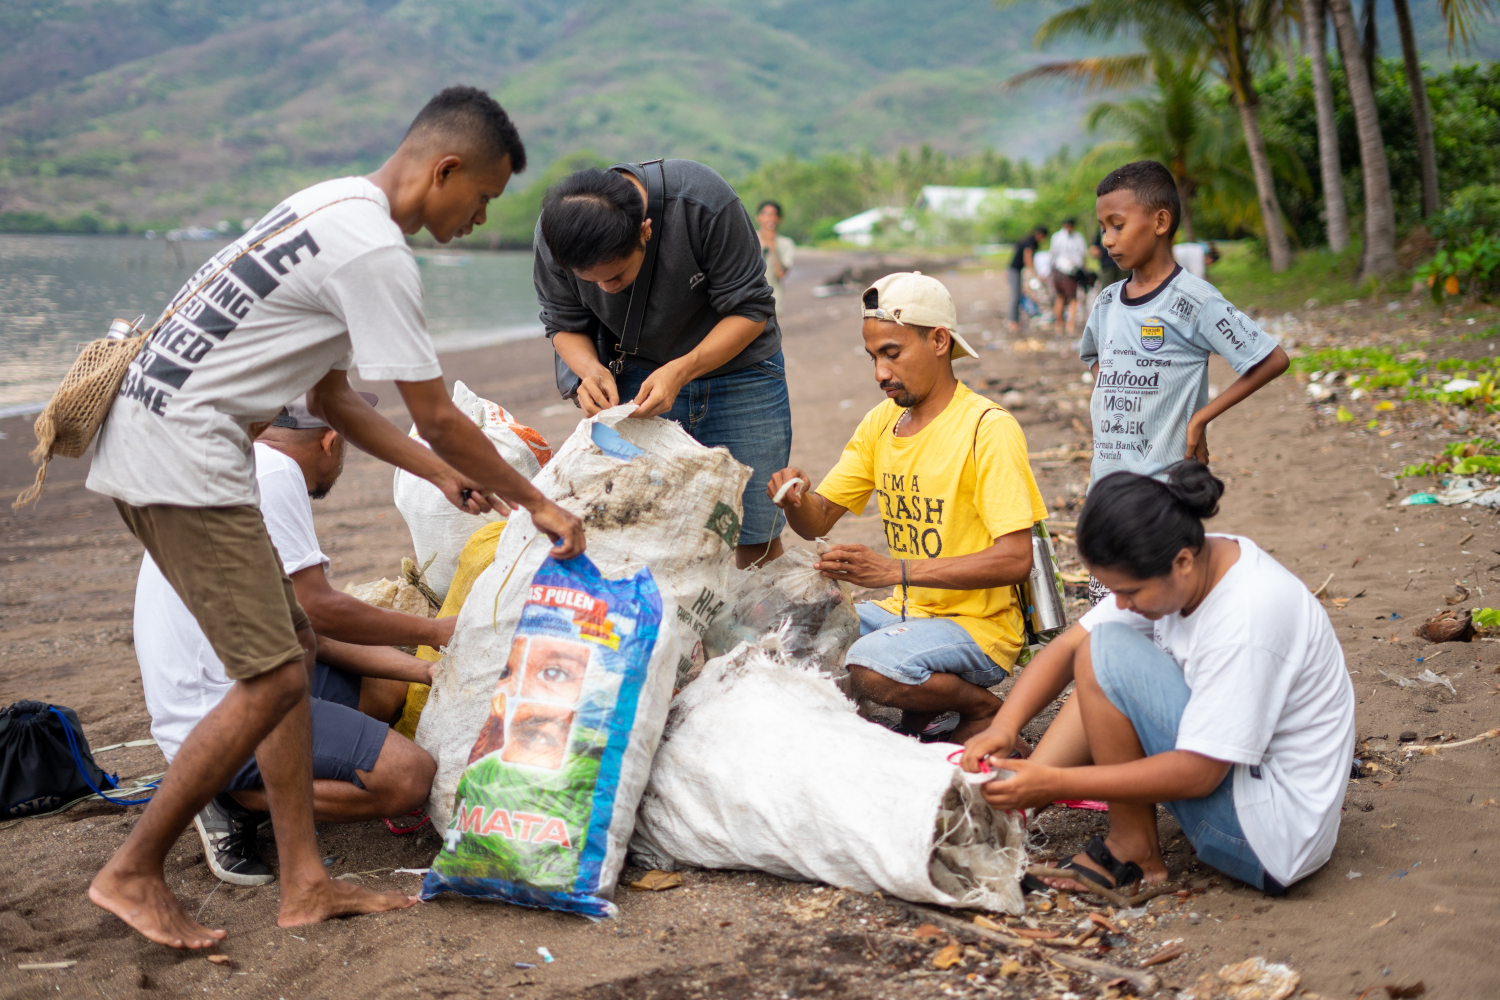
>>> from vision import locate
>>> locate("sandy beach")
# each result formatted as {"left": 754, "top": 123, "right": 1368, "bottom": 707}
{"left": 2, "top": 249, "right": 1498, "bottom": 999}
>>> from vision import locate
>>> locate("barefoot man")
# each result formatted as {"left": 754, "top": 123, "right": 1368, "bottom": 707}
{"left": 766, "top": 273, "right": 1047, "bottom": 744}
{"left": 83, "top": 86, "right": 584, "bottom": 947}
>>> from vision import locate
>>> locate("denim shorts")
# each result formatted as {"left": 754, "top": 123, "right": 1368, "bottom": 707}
{"left": 617, "top": 350, "right": 792, "bottom": 546}
{"left": 225, "top": 662, "right": 387, "bottom": 792}
{"left": 1089, "top": 622, "right": 1279, "bottom": 892}
{"left": 844, "top": 603, "right": 1008, "bottom": 689}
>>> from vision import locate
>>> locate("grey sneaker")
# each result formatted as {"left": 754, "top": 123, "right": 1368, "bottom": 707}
{"left": 193, "top": 794, "right": 274, "bottom": 886}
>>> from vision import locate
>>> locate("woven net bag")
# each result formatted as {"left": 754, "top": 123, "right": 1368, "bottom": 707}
{"left": 14, "top": 331, "right": 148, "bottom": 508}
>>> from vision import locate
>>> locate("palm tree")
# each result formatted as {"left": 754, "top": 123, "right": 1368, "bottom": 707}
{"left": 1299, "top": 0, "right": 1351, "bottom": 249}
{"left": 1437, "top": 0, "right": 1496, "bottom": 49}
{"left": 1008, "top": 47, "right": 1310, "bottom": 244}
{"left": 1008, "top": 48, "right": 1216, "bottom": 240}
{"left": 1328, "top": 0, "right": 1399, "bottom": 274}
{"left": 1397, "top": 0, "right": 1500, "bottom": 219}
{"left": 1391, "top": 0, "right": 1441, "bottom": 216}
{"left": 1006, "top": 0, "right": 1299, "bottom": 272}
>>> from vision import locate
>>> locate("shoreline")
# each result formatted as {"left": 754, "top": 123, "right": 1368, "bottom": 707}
{"left": 0, "top": 321, "right": 546, "bottom": 421}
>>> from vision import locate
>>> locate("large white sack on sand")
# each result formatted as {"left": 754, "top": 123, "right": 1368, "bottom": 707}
{"left": 393, "top": 381, "right": 552, "bottom": 599}
{"left": 630, "top": 635, "right": 1028, "bottom": 914}
{"left": 417, "top": 405, "right": 749, "bottom": 829}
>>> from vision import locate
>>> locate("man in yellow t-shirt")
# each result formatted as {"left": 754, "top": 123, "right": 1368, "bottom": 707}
{"left": 768, "top": 272, "right": 1047, "bottom": 743}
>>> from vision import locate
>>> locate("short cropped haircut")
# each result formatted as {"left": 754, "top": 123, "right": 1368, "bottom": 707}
{"left": 403, "top": 86, "right": 526, "bottom": 174}
{"left": 756, "top": 200, "right": 783, "bottom": 215}
{"left": 541, "top": 168, "right": 644, "bottom": 271}
{"left": 1097, "top": 160, "right": 1180, "bottom": 239}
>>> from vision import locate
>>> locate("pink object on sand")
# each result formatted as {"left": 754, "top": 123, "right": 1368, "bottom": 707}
{"left": 1055, "top": 799, "right": 1109, "bottom": 811}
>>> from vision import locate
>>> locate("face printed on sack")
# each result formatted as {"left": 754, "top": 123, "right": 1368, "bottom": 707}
{"left": 501, "top": 703, "right": 575, "bottom": 770}
{"left": 518, "top": 636, "right": 590, "bottom": 704}
{"left": 467, "top": 634, "right": 589, "bottom": 768}
{"left": 862, "top": 318, "right": 952, "bottom": 409}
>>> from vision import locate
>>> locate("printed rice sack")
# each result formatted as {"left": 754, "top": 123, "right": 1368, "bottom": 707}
{"left": 416, "top": 404, "right": 747, "bottom": 863}
{"left": 422, "top": 554, "right": 667, "bottom": 917}
{"left": 630, "top": 635, "right": 1028, "bottom": 914}
{"left": 393, "top": 381, "right": 551, "bottom": 599}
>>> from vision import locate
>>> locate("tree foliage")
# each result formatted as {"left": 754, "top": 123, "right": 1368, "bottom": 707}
{"left": 1255, "top": 57, "right": 1500, "bottom": 244}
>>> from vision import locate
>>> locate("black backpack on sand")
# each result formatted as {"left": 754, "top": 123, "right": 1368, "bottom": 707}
{"left": 0, "top": 700, "right": 142, "bottom": 817}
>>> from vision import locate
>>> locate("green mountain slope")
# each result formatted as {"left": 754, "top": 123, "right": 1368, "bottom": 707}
{"left": 0, "top": 0, "right": 1495, "bottom": 231}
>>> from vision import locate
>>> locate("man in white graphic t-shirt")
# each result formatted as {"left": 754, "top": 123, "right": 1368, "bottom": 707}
{"left": 135, "top": 395, "right": 450, "bottom": 887}
{"left": 84, "top": 87, "right": 585, "bottom": 950}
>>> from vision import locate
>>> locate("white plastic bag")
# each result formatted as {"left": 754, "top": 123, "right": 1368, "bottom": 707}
{"left": 393, "top": 381, "right": 552, "bottom": 599}
{"left": 630, "top": 635, "right": 1028, "bottom": 914}
{"left": 702, "top": 547, "right": 858, "bottom": 678}
{"left": 417, "top": 405, "right": 749, "bottom": 843}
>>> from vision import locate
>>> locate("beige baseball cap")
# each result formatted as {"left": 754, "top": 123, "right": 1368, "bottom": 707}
{"left": 861, "top": 272, "right": 979, "bottom": 359}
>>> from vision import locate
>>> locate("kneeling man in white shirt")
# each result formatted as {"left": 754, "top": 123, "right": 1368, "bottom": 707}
{"left": 133, "top": 395, "right": 451, "bottom": 886}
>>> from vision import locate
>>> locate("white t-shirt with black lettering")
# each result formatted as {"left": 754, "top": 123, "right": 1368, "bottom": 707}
{"left": 89, "top": 176, "right": 441, "bottom": 508}
{"left": 1079, "top": 266, "right": 1276, "bottom": 487}
{"left": 1079, "top": 535, "right": 1355, "bottom": 886}
{"left": 134, "top": 445, "right": 327, "bottom": 762}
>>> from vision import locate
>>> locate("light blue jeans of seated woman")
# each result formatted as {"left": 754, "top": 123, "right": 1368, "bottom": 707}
{"left": 1089, "top": 622, "right": 1283, "bottom": 893}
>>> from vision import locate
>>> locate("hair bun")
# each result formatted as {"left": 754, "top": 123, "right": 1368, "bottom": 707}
{"left": 1163, "top": 460, "right": 1224, "bottom": 519}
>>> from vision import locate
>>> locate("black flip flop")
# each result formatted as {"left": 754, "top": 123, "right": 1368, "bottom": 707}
{"left": 1056, "top": 835, "right": 1143, "bottom": 892}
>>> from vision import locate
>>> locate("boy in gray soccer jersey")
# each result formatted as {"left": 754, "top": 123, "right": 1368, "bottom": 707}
{"left": 1081, "top": 161, "right": 1289, "bottom": 603}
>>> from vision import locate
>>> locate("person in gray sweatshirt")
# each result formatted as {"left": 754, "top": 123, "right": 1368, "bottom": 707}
{"left": 536, "top": 159, "right": 790, "bottom": 568}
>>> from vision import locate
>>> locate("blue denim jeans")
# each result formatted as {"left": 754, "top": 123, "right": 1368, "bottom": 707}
{"left": 617, "top": 350, "right": 792, "bottom": 546}
{"left": 845, "top": 603, "right": 1008, "bottom": 688}
{"left": 1089, "top": 622, "right": 1277, "bottom": 892}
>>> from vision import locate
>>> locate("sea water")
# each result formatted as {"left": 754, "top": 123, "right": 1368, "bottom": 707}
{"left": 0, "top": 234, "right": 541, "bottom": 412}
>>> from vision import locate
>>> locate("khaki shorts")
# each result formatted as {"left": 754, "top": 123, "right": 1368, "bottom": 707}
{"left": 114, "top": 500, "right": 310, "bottom": 681}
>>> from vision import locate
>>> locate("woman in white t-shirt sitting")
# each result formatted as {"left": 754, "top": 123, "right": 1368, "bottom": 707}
{"left": 961, "top": 462, "right": 1354, "bottom": 895}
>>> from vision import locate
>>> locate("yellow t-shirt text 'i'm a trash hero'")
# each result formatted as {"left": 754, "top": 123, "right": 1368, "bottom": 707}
{"left": 815, "top": 382, "right": 1047, "bottom": 669}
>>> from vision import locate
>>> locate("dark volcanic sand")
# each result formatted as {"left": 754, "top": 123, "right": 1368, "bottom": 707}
{"left": 1, "top": 251, "right": 1497, "bottom": 999}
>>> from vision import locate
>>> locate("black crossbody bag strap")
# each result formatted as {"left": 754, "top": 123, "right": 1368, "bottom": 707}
{"left": 609, "top": 158, "right": 666, "bottom": 374}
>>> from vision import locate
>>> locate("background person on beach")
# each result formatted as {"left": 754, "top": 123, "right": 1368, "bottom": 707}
{"left": 767, "top": 273, "right": 1046, "bottom": 744}
{"left": 82, "top": 86, "right": 585, "bottom": 950}
{"left": 1082, "top": 160, "right": 1288, "bottom": 606}
{"left": 756, "top": 199, "right": 796, "bottom": 314}
{"left": 1049, "top": 217, "right": 1088, "bottom": 336}
{"left": 961, "top": 462, "right": 1355, "bottom": 896}
{"left": 538, "top": 160, "right": 788, "bottom": 568}
{"left": 135, "top": 396, "right": 443, "bottom": 887}
{"left": 1007, "top": 224, "right": 1049, "bottom": 333}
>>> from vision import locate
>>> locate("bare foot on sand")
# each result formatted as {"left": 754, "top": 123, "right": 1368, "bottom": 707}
{"left": 89, "top": 866, "right": 226, "bottom": 949}
{"left": 278, "top": 877, "right": 418, "bottom": 928}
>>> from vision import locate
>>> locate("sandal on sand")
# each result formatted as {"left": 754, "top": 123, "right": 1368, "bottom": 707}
{"left": 1056, "top": 835, "right": 1143, "bottom": 892}
{"left": 383, "top": 809, "right": 429, "bottom": 836}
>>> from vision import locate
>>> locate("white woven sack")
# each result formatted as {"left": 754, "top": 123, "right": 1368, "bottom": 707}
{"left": 417, "top": 404, "right": 750, "bottom": 830}
{"left": 630, "top": 636, "right": 1028, "bottom": 914}
{"left": 393, "top": 381, "right": 551, "bottom": 599}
